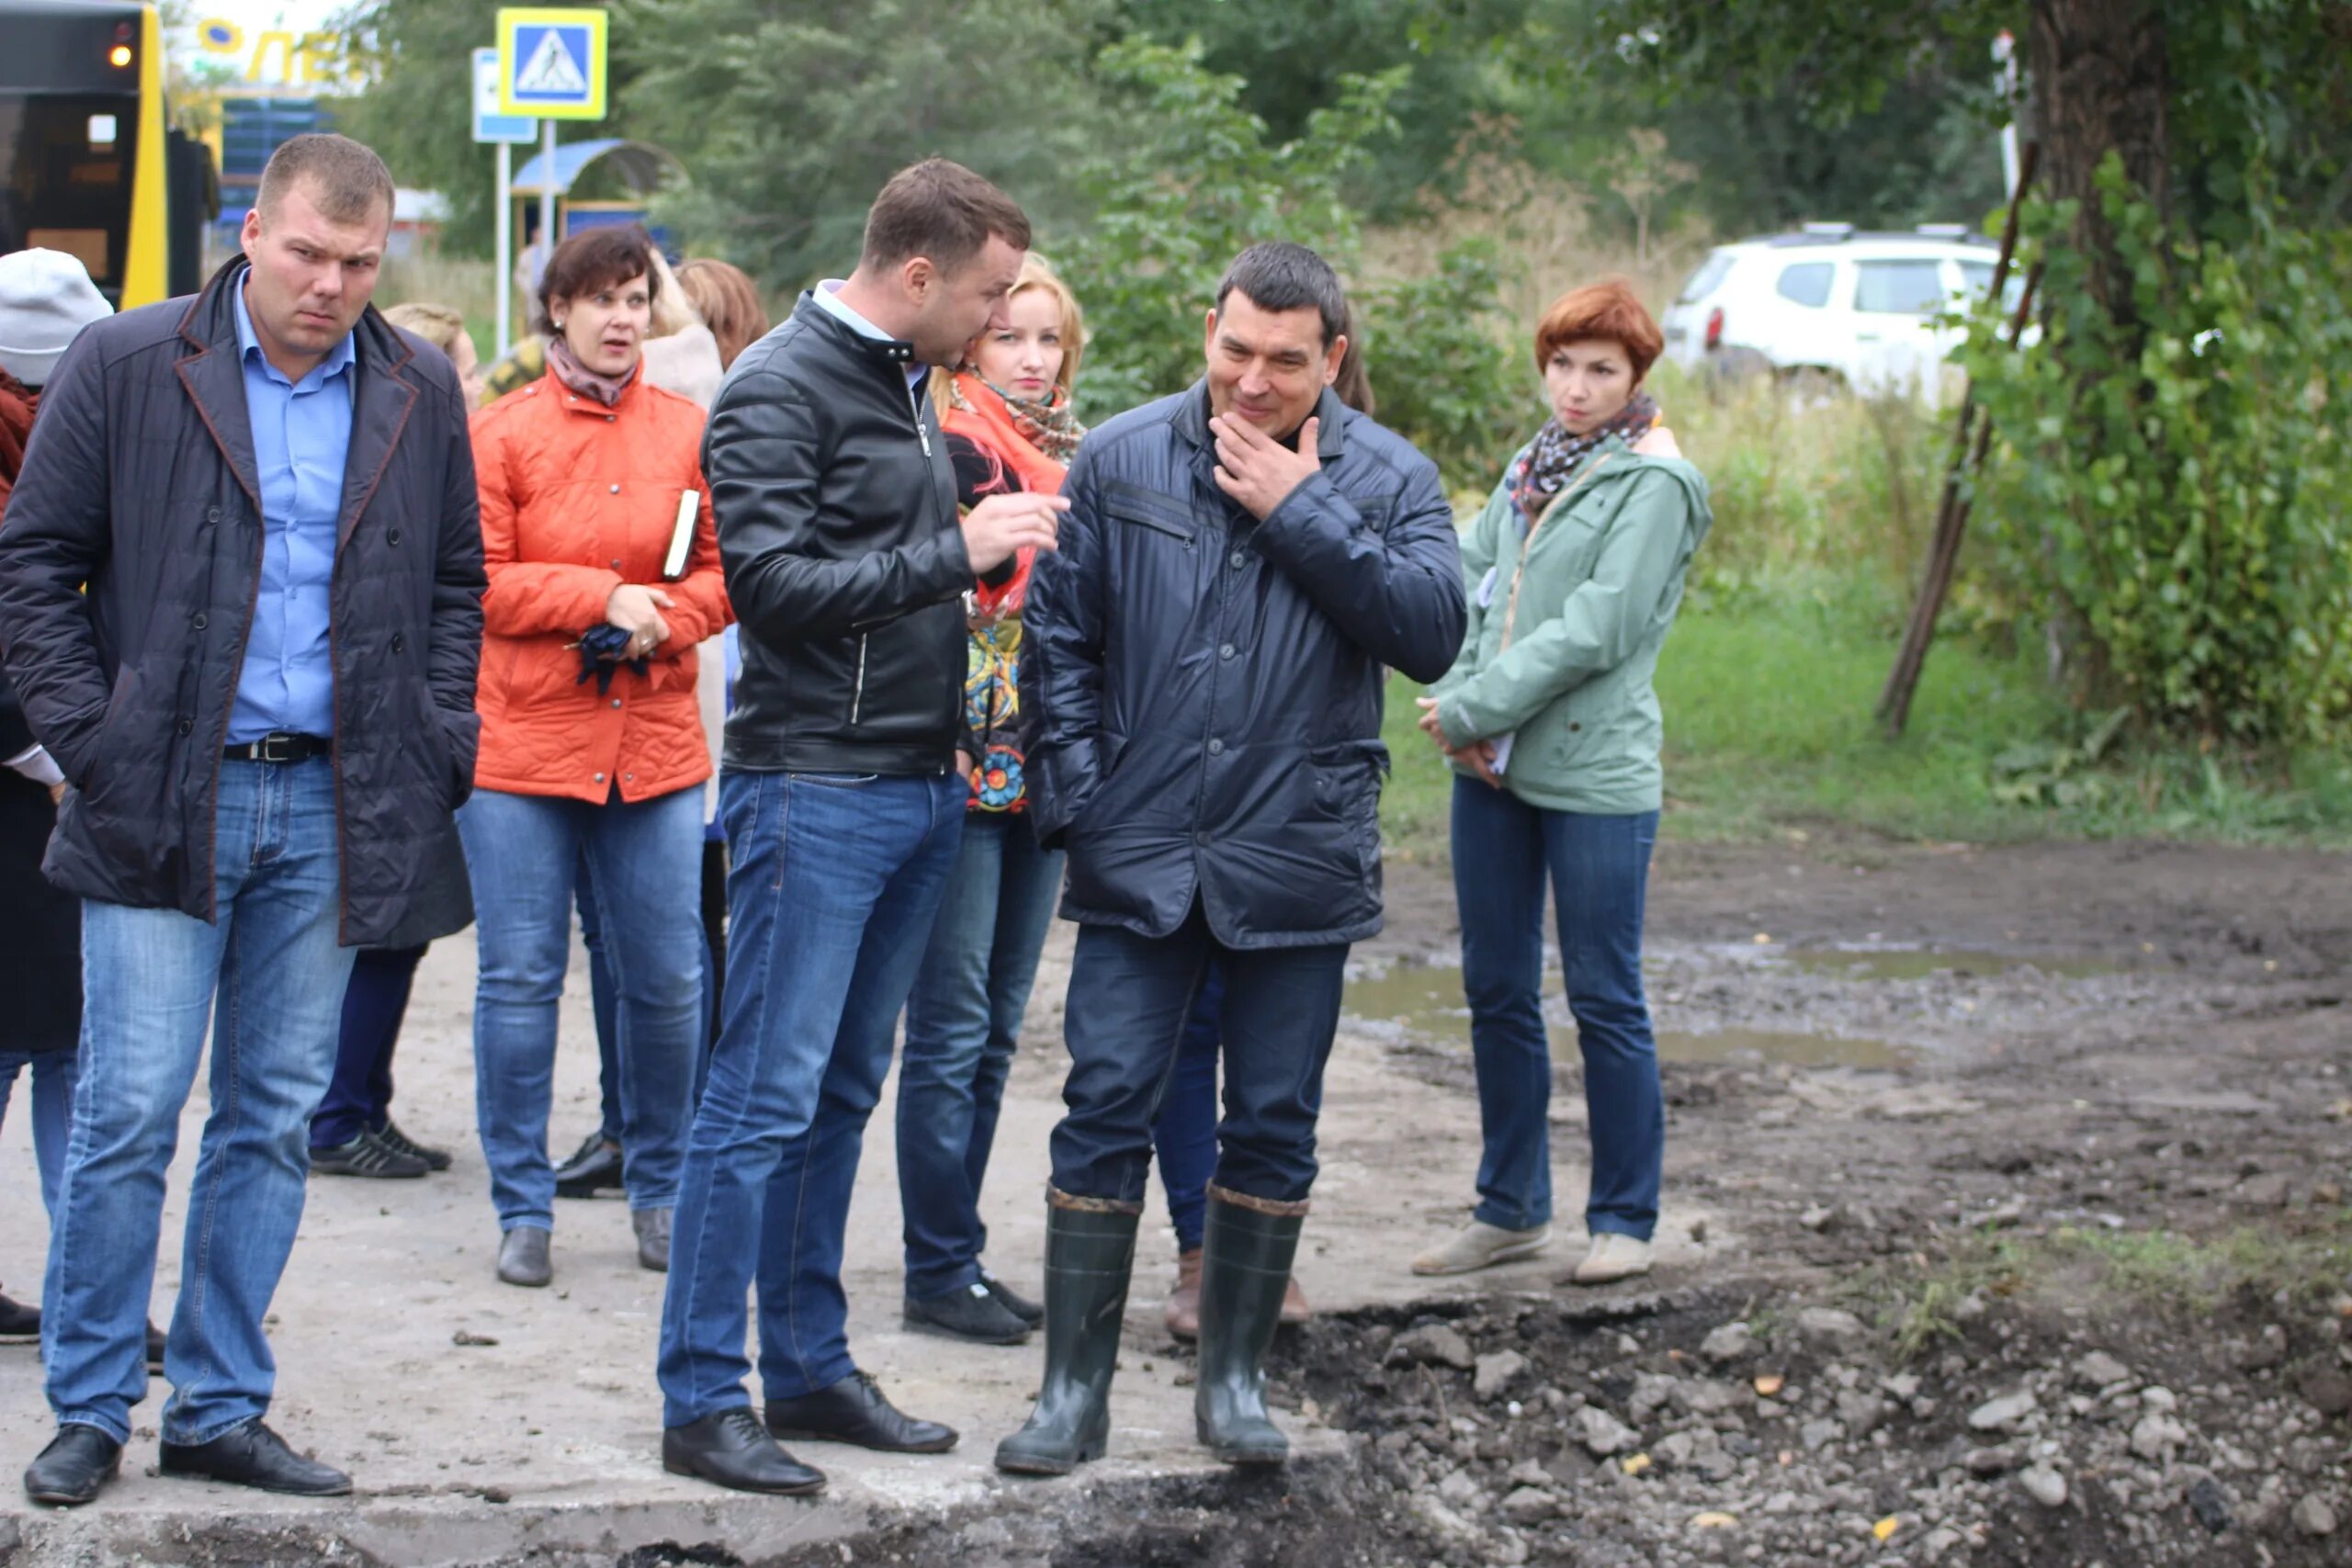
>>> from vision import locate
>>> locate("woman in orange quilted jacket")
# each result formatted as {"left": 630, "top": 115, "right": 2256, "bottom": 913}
{"left": 459, "top": 228, "right": 732, "bottom": 1290}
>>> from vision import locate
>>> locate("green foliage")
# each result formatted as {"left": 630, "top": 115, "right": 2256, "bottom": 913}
{"left": 616, "top": 0, "right": 1113, "bottom": 290}
{"left": 329, "top": 0, "right": 534, "bottom": 258}
{"left": 1962, "top": 156, "right": 2352, "bottom": 746}
{"left": 1353, "top": 238, "right": 1526, "bottom": 492}
{"left": 1055, "top": 38, "right": 1400, "bottom": 417}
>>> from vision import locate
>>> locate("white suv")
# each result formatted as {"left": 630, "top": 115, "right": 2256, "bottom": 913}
{"left": 1661, "top": 225, "right": 2011, "bottom": 400}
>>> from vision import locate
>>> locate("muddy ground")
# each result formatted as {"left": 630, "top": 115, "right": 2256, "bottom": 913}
{"left": 2, "top": 836, "right": 2347, "bottom": 1565}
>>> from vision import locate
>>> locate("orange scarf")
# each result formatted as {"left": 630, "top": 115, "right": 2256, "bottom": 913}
{"left": 941, "top": 372, "right": 1069, "bottom": 499}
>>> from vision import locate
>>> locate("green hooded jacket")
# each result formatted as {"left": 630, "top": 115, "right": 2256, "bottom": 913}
{"left": 1429, "top": 437, "right": 1712, "bottom": 815}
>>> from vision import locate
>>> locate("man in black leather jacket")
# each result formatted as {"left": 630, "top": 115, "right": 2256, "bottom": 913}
{"left": 655, "top": 160, "right": 1065, "bottom": 1497}
{"left": 997, "top": 243, "right": 1466, "bottom": 1476}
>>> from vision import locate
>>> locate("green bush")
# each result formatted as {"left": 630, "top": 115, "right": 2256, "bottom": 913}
{"left": 1962, "top": 156, "right": 2352, "bottom": 746}
{"left": 1353, "top": 238, "right": 1526, "bottom": 492}
{"left": 1056, "top": 38, "right": 1397, "bottom": 421}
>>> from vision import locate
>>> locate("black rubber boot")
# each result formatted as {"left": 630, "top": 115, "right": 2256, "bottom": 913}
{"left": 1193, "top": 1193, "right": 1305, "bottom": 1466}
{"left": 994, "top": 1202, "right": 1139, "bottom": 1476}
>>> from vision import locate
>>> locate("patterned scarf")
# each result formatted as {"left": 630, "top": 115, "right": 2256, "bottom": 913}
{"left": 1510, "top": 390, "right": 1661, "bottom": 525}
{"left": 970, "top": 377, "right": 1086, "bottom": 464}
{"left": 545, "top": 334, "right": 639, "bottom": 407}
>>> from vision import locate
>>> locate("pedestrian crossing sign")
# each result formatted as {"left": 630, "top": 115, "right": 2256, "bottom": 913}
{"left": 496, "top": 7, "right": 606, "bottom": 120}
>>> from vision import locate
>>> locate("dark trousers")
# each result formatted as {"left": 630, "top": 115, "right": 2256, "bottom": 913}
{"left": 310, "top": 943, "right": 427, "bottom": 1150}
{"left": 1150, "top": 962, "right": 1224, "bottom": 1251}
{"left": 586, "top": 838, "right": 729, "bottom": 1141}
{"left": 1049, "top": 907, "right": 1346, "bottom": 1208}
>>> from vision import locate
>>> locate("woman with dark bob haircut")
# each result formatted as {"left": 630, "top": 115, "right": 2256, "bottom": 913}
{"left": 1410, "top": 279, "right": 1713, "bottom": 1287}
{"left": 460, "top": 225, "right": 734, "bottom": 1289}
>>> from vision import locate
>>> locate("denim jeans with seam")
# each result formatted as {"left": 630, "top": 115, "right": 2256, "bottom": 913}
{"left": 1450, "top": 775, "right": 1662, "bottom": 1239}
{"left": 43, "top": 757, "right": 355, "bottom": 1447}
{"left": 657, "top": 768, "right": 962, "bottom": 1427}
{"left": 893, "top": 809, "right": 1064, "bottom": 1299}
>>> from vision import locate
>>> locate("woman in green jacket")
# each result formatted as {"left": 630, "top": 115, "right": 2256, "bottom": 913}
{"left": 1408, "top": 280, "right": 1712, "bottom": 1286}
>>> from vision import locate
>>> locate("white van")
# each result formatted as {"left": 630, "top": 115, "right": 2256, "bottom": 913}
{"left": 1661, "top": 225, "right": 2015, "bottom": 400}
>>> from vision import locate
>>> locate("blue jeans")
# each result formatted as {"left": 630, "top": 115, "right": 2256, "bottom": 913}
{"left": 1451, "top": 776, "right": 1661, "bottom": 1239}
{"left": 44, "top": 758, "right": 355, "bottom": 1446}
{"left": 459, "top": 786, "right": 705, "bottom": 1230}
{"left": 659, "top": 770, "right": 962, "bottom": 1426}
{"left": 1150, "top": 964, "right": 1224, "bottom": 1252}
{"left": 894, "top": 810, "right": 1064, "bottom": 1297}
{"left": 310, "top": 943, "right": 426, "bottom": 1150}
{"left": 1, "top": 1046, "right": 79, "bottom": 1216}
{"left": 584, "top": 839, "right": 726, "bottom": 1143}
{"left": 1049, "top": 907, "right": 1347, "bottom": 1208}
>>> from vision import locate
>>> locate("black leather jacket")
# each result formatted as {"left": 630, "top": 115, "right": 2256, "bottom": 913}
{"left": 706, "top": 295, "right": 973, "bottom": 775}
{"left": 1020, "top": 383, "right": 1466, "bottom": 948}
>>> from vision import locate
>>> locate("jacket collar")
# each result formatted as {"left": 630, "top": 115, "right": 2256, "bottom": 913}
{"left": 792, "top": 292, "right": 923, "bottom": 384}
{"left": 175, "top": 255, "right": 422, "bottom": 546}
{"left": 1172, "top": 379, "right": 1348, "bottom": 463}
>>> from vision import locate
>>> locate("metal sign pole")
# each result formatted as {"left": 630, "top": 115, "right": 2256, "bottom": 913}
{"left": 495, "top": 140, "right": 513, "bottom": 357}
{"left": 539, "top": 116, "right": 558, "bottom": 292}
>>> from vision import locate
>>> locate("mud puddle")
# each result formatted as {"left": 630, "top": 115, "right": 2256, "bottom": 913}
{"left": 1781, "top": 946, "right": 2119, "bottom": 982}
{"left": 1344, "top": 961, "right": 1915, "bottom": 1070}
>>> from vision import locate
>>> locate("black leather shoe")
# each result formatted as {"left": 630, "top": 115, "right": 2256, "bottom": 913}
{"left": 0, "top": 1289, "right": 39, "bottom": 1339}
{"left": 377, "top": 1117, "right": 453, "bottom": 1172}
{"left": 980, "top": 1267, "right": 1045, "bottom": 1327}
{"left": 159, "top": 1419, "right": 352, "bottom": 1496}
{"left": 765, "top": 1371, "right": 956, "bottom": 1454}
{"left": 310, "top": 1128, "right": 428, "bottom": 1179}
{"left": 904, "top": 1281, "right": 1029, "bottom": 1346}
{"left": 662, "top": 1407, "right": 825, "bottom": 1496}
{"left": 24, "top": 1425, "right": 120, "bottom": 1506}
{"left": 553, "top": 1131, "right": 625, "bottom": 1199}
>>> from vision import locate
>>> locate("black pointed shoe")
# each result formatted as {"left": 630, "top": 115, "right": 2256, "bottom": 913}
{"left": 996, "top": 1203, "right": 1141, "bottom": 1476}
{"left": 24, "top": 1425, "right": 120, "bottom": 1506}
{"left": 662, "top": 1407, "right": 826, "bottom": 1496}
{"left": 1193, "top": 1195, "right": 1304, "bottom": 1466}
{"left": 765, "top": 1371, "right": 956, "bottom": 1453}
{"left": 159, "top": 1419, "right": 351, "bottom": 1496}
{"left": 376, "top": 1117, "right": 453, "bottom": 1172}
{"left": 552, "top": 1131, "right": 625, "bottom": 1199}
{"left": 904, "top": 1280, "right": 1030, "bottom": 1345}
{"left": 980, "top": 1266, "right": 1045, "bottom": 1327}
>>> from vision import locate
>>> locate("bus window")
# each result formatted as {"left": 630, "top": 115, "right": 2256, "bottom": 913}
{"left": 0, "top": 93, "right": 139, "bottom": 303}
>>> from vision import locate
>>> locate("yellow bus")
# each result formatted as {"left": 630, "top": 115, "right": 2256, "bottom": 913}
{"left": 2, "top": 0, "right": 215, "bottom": 308}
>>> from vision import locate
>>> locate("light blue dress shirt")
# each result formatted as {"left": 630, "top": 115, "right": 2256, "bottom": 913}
{"left": 228, "top": 269, "right": 353, "bottom": 742}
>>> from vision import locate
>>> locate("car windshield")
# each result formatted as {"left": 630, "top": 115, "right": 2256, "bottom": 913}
{"left": 1677, "top": 252, "right": 1736, "bottom": 303}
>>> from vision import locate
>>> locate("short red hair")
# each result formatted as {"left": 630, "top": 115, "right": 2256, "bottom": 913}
{"left": 1533, "top": 279, "right": 1662, "bottom": 379}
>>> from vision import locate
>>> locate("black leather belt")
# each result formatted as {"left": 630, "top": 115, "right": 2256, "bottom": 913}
{"left": 222, "top": 732, "right": 332, "bottom": 763}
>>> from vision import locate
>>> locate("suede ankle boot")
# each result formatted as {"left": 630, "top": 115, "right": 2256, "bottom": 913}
{"left": 1193, "top": 1191, "right": 1304, "bottom": 1465}
{"left": 994, "top": 1201, "right": 1139, "bottom": 1476}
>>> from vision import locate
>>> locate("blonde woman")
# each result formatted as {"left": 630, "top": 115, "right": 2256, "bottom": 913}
{"left": 893, "top": 256, "right": 1085, "bottom": 1344}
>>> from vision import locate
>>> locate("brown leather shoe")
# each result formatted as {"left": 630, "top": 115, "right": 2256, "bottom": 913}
{"left": 1279, "top": 1273, "right": 1311, "bottom": 1325}
{"left": 1164, "top": 1247, "right": 1203, "bottom": 1341}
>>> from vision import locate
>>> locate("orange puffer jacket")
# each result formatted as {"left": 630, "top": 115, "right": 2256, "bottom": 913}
{"left": 469, "top": 374, "right": 731, "bottom": 803}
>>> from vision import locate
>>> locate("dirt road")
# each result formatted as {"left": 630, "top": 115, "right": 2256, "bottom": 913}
{"left": 1, "top": 837, "right": 2345, "bottom": 1564}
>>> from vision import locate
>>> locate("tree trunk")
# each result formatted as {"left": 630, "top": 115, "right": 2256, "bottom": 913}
{"left": 2029, "top": 0, "right": 2170, "bottom": 323}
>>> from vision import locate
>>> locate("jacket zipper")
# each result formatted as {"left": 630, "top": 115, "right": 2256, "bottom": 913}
{"left": 1499, "top": 453, "right": 1615, "bottom": 652}
{"left": 850, "top": 634, "right": 868, "bottom": 725}
{"left": 907, "top": 380, "right": 933, "bottom": 458}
